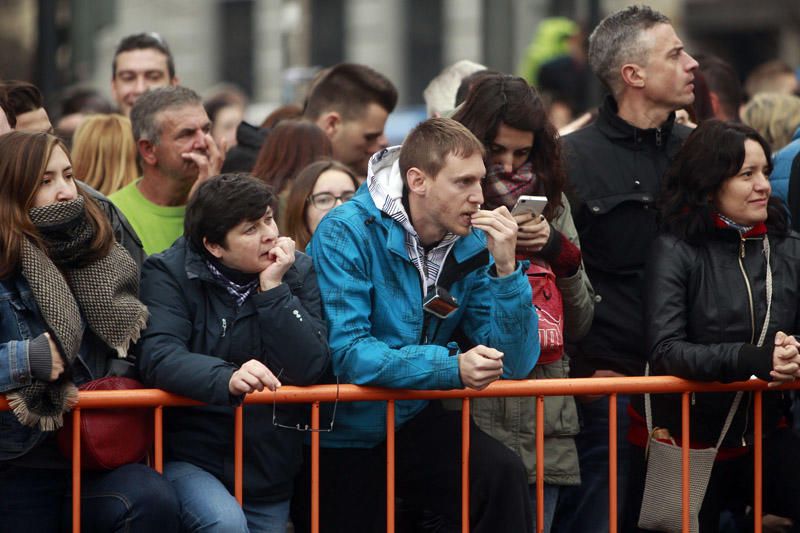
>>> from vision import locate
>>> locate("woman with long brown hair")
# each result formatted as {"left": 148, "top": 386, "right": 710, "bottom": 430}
{"left": 283, "top": 159, "right": 359, "bottom": 252}
{"left": 251, "top": 119, "right": 333, "bottom": 232}
{"left": 0, "top": 131, "right": 178, "bottom": 532}
{"left": 453, "top": 74, "right": 594, "bottom": 533}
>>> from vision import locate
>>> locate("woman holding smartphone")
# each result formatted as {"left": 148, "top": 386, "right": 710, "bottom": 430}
{"left": 453, "top": 74, "right": 594, "bottom": 533}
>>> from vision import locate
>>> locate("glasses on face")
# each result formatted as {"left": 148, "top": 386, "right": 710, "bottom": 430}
{"left": 307, "top": 191, "right": 356, "bottom": 211}
{"left": 272, "top": 369, "right": 339, "bottom": 432}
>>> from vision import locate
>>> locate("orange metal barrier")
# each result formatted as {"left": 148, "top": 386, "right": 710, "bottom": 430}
{"left": 2, "top": 376, "right": 798, "bottom": 533}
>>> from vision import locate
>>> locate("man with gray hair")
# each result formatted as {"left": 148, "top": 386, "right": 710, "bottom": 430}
{"left": 553, "top": 5, "right": 697, "bottom": 532}
{"left": 110, "top": 85, "right": 223, "bottom": 255}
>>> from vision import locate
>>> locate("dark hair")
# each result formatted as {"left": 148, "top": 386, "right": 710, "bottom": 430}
{"left": 203, "top": 86, "right": 247, "bottom": 124}
{"left": 251, "top": 120, "right": 332, "bottom": 195}
{"left": 284, "top": 159, "right": 358, "bottom": 251}
{"left": 455, "top": 69, "right": 503, "bottom": 108}
{"left": 0, "top": 132, "right": 114, "bottom": 277}
{"left": 4, "top": 80, "right": 44, "bottom": 116}
{"left": 696, "top": 53, "right": 743, "bottom": 121}
{"left": 113, "top": 32, "right": 176, "bottom": 79}
{"left": 0, "top": 85, "right": 17, "bottom": 128}
{"left": 452, "top": 74, "right": 565, "bottom": 219}
{"left": 303, "top": 63, "right": 398, "bottom": 120}
{"left": 660, "top": 120, "right": 786, "bottom": 240}
{"left": 184, "top": 173, "right": 274, "bottom": 251}
{"left": 60, "top": 87, "right": 115, "bottom": 117}
{"left": 399, "top": 118, "right": 485, "bottom": 181}
{"left": 687, "top": 70, "right": 714, "bottom": 123}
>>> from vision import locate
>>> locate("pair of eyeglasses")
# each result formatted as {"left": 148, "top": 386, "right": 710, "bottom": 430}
{"left": 272, "top": 369, "right": 339, "bottom": 432}
{"left": 307, "top": 191, "right": 356, "bottom": 211}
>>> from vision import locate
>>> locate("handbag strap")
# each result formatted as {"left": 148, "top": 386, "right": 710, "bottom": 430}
{"left": 645, "top": 236, "right": 772, "bottom": 451}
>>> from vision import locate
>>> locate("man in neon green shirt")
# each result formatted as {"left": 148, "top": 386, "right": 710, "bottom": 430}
{"left": 110, "top": 86, "right": 223, "bottom": 255}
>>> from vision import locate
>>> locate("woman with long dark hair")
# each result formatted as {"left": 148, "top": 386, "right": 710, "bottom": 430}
{"left": 453, "top": 74, "right": 594, "bottom": 532}
{"left": 283, "top": 159, "right": 359, "bottom": 252}
{"left": 627, "top": 120, "right": 800, "bottom": 531}
{"left": 0, "top": 131, "right": 179, "bottom": 531}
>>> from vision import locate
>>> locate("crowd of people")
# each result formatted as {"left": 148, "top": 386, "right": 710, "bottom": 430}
{"left": 3, "top": 4, "right": 800, "bottom": 533}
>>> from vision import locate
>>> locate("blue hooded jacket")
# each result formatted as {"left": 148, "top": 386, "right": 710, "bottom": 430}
{"left": 311, "top": 147, "right": 539, "bottom": 448}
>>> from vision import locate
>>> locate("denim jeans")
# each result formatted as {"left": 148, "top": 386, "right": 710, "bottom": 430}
{"left": 530, "top": 483, "right": 561, "bottom": 533}
{"left": 164, "top": 460, "right": 290, "bottom": 533}
{"left": 551, "top": 395, "right": 630, "bottom": 533}
{"left": 0, "top": 462, "right": 180, "bottom": 533}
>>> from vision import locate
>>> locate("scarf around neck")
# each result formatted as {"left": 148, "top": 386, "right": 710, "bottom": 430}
{"left": 5, "top": 197, "right": 148, "bottom": 431}
{"left": 482, "top": 161, "right": 537, "bottom": 211}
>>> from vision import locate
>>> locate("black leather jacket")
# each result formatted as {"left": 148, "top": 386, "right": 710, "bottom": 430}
{"left": 563, "top": 96, "right": 691, "bottom": 377}
{"left": 644, "top": 227, "right": 800, "bottom": 447}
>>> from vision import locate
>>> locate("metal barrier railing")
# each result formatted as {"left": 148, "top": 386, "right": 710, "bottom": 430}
{"left": 2, "top": 376, "right": 797, "bottom": 533}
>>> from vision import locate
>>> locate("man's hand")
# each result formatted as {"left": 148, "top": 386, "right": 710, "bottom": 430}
{"left": 769, "top": 331, "right": 800, "bottom": 387}
{"left": 186, "top": 133, "right": 226, "bottom": 198}
{"left": 259, "top": 237, "right": 296, "bottom": 292}
{"left": 470, "top": 206, "right": 518, "bottom": 277}
{"left": 228, "top": 359, "right": 282, "bottom": 395}
{"left": 514, "top": 212, "right": 550, "bottom": 253}
{"left": 458, "top": 345, "right": 504, "bottom": 390}
{"left": 44, "top": 332, "right": 65, "bottom": 382}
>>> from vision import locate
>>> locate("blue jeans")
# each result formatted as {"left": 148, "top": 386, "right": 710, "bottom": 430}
{"left": 164, "top": 460, "right": 290, "bottom": 533}
{"left": 0, "top": 462, "right": 180, "bottom": 533}
{"left": 551, "top": 395, "right": 630, "bottom": 533}
{"left": 530, "top": 483, "right": 561, "bottom": 533}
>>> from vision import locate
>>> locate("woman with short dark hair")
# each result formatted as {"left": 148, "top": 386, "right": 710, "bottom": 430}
{"left": 628, "top": 120, "right": 800, "bottom": 531}
{"left": 139, "top": 173, "right": 330, "bottom": 533}
{"left": 0, "top": 131, "right": 179, "bottom": 532}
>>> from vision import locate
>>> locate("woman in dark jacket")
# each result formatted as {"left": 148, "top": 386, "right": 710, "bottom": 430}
{"left": 0, "top": 131, "right": 179, "bottom": 532}
{"left": 628, "top": 120, "right": 800, "bottom": 532}
{"left": 138, "top": 174, "right": 329, "bottom": 533}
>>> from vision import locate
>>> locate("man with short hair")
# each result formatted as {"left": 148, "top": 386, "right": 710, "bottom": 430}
{"left": 303, "top": 63, "right": 397, "bottom": 179}
{"left": 111, "top": 32, "right": 178, "bottom": 116}
{"left": 297, "top": 117, "right": 538, "bottom": 532}
{"left": 3, "top": 81, "right": 53, "bottom": 133}
{"left": 110, "top": 86, "right": 222, "bottom": 255}
{"left": 696, "top": 53, "right": 743, "bottom": 122}
{"left": 553, "top": 6, "right": 697, "bottom": 532}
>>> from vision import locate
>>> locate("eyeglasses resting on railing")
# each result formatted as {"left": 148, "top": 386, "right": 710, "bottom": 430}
{"left": 271, "top": 369, "right": 339, "bottom": 432}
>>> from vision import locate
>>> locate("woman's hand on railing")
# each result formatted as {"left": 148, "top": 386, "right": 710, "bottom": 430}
{"left": 770, "top": 331, "right": 800, "bottom": 387}
{"left": 229, "top": 359, "right": 282, "bottom": 395}
{"left": 458, "top": 345, "right": 504, "bottom": 390}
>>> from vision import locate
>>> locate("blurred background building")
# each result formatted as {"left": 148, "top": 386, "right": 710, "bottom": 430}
{"left": 2, "top": 0, "right": 799, "bottom": 137}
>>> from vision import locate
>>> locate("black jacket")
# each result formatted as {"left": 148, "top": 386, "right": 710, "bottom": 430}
{"left": 220, "top": 121, "right": 269, "bottom": 173}
{"left": 138, "top": 238, "right": 329, "bottom": 501}
{"left": 644, "top": 227, "right": 800, "bottom": 447}
{"left": 562, "top": 96, "right": 691, "bottom": 376}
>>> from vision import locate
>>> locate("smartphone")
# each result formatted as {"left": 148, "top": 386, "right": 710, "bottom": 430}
{"left": 511, "top": 195, "right": 548, "bottom": 217}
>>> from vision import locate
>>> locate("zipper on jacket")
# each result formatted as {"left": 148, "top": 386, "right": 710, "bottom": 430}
{"left": 736, "top": 236, "right": 757, "bottom": 445}
{"left": 737, "top": 239, "right": 756, "bottom": 344}
{"left": 655, "top": 128, "right": 663, "bottom": 146}
{"left": 221, "top": 318, "right": 227, "bottom": 337}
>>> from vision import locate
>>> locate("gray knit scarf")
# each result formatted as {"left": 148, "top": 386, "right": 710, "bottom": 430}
{"left": 5, "top": 197, "right": 148, "bottom": 431}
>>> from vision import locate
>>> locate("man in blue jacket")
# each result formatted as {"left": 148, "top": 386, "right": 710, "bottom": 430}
{"left": 301, "top": 117, "right": 539, "bottom": 532}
